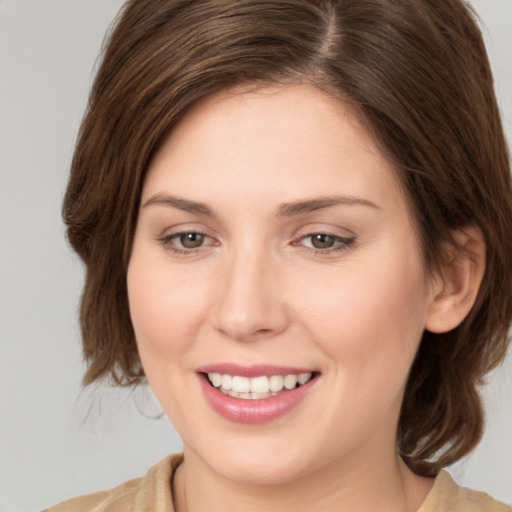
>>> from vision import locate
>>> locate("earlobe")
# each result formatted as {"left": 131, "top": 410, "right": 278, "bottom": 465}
{"left": 425, "top": 226, "right": 486, "bottom": 334}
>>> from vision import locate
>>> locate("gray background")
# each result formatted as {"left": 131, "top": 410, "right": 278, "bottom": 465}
{"left": 0, "top": 1, "right": 511, "bottom": 510}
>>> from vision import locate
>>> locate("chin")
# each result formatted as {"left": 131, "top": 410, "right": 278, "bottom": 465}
{"left": 192, "top": 436, "right": 313, "bottom": 485}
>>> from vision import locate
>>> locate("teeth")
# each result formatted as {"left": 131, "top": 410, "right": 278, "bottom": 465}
{"left": 232, "top": 376, "right": 250, "bottom": 393}
{"left": 209, "top": 373, "right": 222, "bottom": 387}
{"left": 207, "top": 371, "right": 313, "bottom": 399}
{"left": 269, "top": 375, "right": 284, "bottom": 392}
{"left": 298, "top": 372, "right": 311, "bottom": 385}
{"left": 284, "top": 374, "right": 298, "bottom": 389}
{"left": 250, "top": 376, "right": 269, "bottom": 393}
{"left": 221, "top": 374, "right": 232, "bottom": 390}
{"left": 250, "top": 392, "right": 269, "bottom": 399}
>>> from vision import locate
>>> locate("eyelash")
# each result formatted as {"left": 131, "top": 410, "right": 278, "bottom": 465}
{"left": 158, "top": 231, "right": 356, "bottom": 256}
{"left": 159, "top": 231, "right": 214, "bottom": 255}
{"left": 294, "top": 233, "right": 356, "bottom": 255}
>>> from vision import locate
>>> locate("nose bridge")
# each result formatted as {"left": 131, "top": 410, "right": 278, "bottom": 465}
{"left": 213, "top": 239, "right": 287, "bottom": 341}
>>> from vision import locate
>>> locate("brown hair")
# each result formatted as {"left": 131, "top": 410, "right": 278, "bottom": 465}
{"left": 64, "top": 0, "right": 512, "bottom": 475}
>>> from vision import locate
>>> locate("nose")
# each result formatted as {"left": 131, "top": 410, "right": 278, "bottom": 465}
{"left": 212, "top": 248, "right": 289, "bottom": 342}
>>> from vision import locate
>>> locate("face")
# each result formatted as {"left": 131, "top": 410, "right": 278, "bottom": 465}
{"left": 127, "top": 84, "right": 437, "bottom": 484}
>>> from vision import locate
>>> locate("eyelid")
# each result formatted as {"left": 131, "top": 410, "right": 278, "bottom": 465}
{"left": 297, "top": 233, "right": 354, "bottom": 247}
{"left": 290, "top": 226, "right": 356, "bottom": 255}
{"left": 157, "top": 227, "right": 219, "bottom": 255}
{"left": 291, "top": 224, "right": 355, "bottom": 242}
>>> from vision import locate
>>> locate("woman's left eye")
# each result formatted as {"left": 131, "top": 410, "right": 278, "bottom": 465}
{"left": 296, "top": 233, "right": 355, "bottom": 253}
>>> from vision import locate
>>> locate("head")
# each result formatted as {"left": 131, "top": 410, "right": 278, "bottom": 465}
{"left": 65, "top": 0, "right": 512, "bottom": 476}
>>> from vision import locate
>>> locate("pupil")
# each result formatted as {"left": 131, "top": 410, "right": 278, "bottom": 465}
{"left": 180, "top": 233, "right": 204, "bottom": 248}
{"left": 312, "top": 234, "right": 334, "bottom": 249}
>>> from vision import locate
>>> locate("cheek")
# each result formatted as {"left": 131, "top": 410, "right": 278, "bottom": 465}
{"left": 126, "top": 250, "right": 210, "bottom": 426}
{"left": 126, "top": 252, "right": 206, "bottom": 360}
{"left": 293, "top": 254, "right": 430, "bottom": 447}
{"left": 295, "top": 251, "right": 429, "bottom": 378}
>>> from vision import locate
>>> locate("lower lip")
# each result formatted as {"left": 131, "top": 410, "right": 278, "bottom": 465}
{"left": 199, "top": 375, "right": 317, "bottom": 424}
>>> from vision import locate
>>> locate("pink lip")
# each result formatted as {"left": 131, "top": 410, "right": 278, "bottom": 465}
{"left": 197, "top": 363, "right": 314, "bottom": 377}
{"left": 197, "top": 366, "right": 318, "bottom": 424}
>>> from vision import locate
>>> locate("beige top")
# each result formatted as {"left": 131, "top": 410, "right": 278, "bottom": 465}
{"left": 43, "top": 454, "right": 511, "bottom": 512}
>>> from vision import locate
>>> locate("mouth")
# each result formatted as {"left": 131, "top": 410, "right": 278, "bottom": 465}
{"left": 197, "top": 364, "right": 320, "bottom": 423}
{"left": 203, "top": 371, "right": 316, "bottom": 400}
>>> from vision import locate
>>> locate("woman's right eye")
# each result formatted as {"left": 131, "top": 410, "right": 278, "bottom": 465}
{"left": 160, "top": 231, "right": 214, "bottom": 254}
{"left": 176, "top": 232, "right": 207, "bottom": 249}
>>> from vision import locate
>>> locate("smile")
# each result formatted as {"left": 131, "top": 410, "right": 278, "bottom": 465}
{"left": 207, "top": 372, "right": 313, "bottom": 400}
{"left": 198, "top": 366, "right": 319, "bottom": 423}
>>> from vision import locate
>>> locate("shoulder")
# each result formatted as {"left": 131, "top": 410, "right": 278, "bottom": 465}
{"left": 418, "top": 470, "right": 511, "bottom": 512}
{"left": 42, "top": 453, "right": 183, "bottom": 512}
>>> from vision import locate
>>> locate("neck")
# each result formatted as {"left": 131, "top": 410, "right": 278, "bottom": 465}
{"left": 172, "top": 445, "right": 434, "bottom": 512}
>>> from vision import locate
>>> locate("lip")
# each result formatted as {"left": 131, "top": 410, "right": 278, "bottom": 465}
{"left": 197, "top": 365, "right": 318, "bottom": 424}
{"left": 197, "top": 363, "right": 315, "bottom": 378}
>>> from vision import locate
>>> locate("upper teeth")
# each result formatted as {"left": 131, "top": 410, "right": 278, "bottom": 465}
{"left": 207, "top": 372, "right": 313, "bottom": 394}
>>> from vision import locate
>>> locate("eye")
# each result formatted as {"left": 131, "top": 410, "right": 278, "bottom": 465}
{"left": 309, "top": 233, "right": 337, "bottom": 249}
{"left": 160, "top": 230, "right": 215, "bottom": 254}
{"left": 177, "top": 232, "right": 206, "bottom": 249}
{"left": 296, "top": 232, "right": 355, "bottom": 253}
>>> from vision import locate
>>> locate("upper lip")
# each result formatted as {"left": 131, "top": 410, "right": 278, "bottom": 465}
{"left": 196, "top": 363, "right": 317, "bottom": 377}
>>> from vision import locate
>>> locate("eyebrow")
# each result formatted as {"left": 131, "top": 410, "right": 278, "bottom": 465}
{"left": 142, "top": 193, "right": 380, "bottom": 217}
{"left": 142, "top": 194, "right": 214, "bottom": 216}
{"left": 277, "top": 195, "right": 380, "bottom": 216}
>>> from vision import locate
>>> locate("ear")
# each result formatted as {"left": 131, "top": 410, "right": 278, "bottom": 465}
{"left": 425, "top": 226, "right": 486, "bottom": 334}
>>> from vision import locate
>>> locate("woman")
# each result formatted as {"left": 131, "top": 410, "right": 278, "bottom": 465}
{"left": 45, "top": 0, "right": 512, "bottom": 510}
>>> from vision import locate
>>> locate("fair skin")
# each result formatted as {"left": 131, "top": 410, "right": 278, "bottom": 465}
{"left": 127, "top": 84, "right": 483, "bottom": 512}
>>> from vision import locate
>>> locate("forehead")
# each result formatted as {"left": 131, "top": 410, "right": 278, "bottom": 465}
{"left": 145, "top": 84, "right": 402, "bottom": 201}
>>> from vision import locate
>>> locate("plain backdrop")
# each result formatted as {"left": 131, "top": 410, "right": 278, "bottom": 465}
{"left": 0, "top": 1, "right": 511, "bottom": 511}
